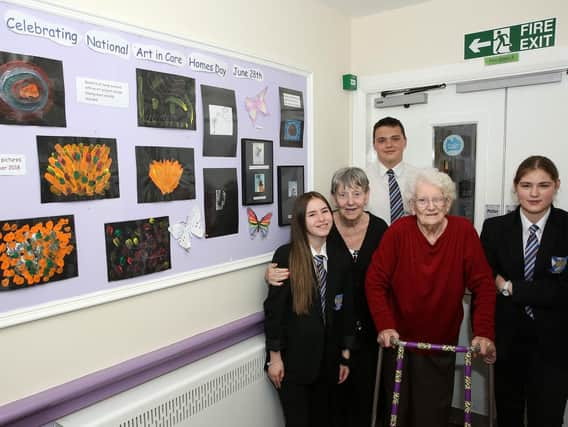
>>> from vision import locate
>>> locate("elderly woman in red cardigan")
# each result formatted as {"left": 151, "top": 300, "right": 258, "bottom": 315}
{"left": 365, "top": 167, "right": 496, "bottom": 427}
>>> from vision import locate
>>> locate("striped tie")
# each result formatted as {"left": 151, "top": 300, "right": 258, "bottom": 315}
{"left": 523, "top": 224, "right": 539, "bottom": 319}
{"left": 387, "top": 169, "right": 404, "bottom": 223}
{"left": 314, "top": 255, "right": 327, "bottom": 322}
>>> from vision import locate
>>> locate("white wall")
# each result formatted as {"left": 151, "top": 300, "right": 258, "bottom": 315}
{"left": 351, "top": 0, "right": 568, "bottom": 76}
{"left": 0, "top": 0, "right": 351, "bottom": 405}
{"left": 350, "top": 1, "right": 568, "bottom": 422}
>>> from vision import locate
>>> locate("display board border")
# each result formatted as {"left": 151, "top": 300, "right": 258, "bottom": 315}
{"left": 0, "top": 0, "right": 314, "bottom": 328}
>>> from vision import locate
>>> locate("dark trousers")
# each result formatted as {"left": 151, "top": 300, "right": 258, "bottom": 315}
{"left": 336, "top": 336, "right": 378, "bottom": 427}
{"left": 278, "top": 374, "right": 331, "bottom": 427}
{"left": 496, "top": 321, "right": 568, "bottom": 427}
{"left": 379, "top": 348, "right": 455, "bottom": 427}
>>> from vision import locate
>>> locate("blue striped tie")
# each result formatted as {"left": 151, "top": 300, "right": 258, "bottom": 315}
{"left": 314, "top": 255, "right": 327, "bottom": 322}
{"left": 523, "top": 224, "right": 539, "bottom": 319}
{"left": 387, "top": 169, "right": 404, "bottom": 223}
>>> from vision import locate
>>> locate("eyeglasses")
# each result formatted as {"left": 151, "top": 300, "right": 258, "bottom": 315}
{"left": 335, "top": 191, "right": 366, "bottom": 200}
{"left": 413, "top": 197, "right": 447, "bottom": 208}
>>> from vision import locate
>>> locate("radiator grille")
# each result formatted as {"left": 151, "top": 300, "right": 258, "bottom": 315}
{"left": 118, "top": 353, "right": 265, "bottom": 427}
{"left": 56, "top": 336, "right": 282, "bottom": 427}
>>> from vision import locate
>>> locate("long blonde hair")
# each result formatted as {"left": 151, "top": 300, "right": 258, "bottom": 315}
{"left": 289, "top": 192, "right": 332, "bottom": 315}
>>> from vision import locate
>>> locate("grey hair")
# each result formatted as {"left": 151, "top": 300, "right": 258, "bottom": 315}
{"left": 330, "top": 167, "right": 370, "bottom": 194}
{"left": 403, "top": 167, "right": 456, "bottom": 212}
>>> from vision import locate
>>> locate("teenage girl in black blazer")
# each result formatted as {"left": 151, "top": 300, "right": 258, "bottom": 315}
{"left": 264, "top": 191, "right": 354, "bottom": 427}
{"left": 480, "top": 156, "right": 568, "bottom": 427}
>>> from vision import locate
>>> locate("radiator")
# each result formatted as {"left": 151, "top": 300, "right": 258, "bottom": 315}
{"left": 55, "top": 335, "right": 284, "bottom": 427}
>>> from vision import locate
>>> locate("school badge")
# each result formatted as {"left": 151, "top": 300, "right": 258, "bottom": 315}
{"left": 550, "top": 256, "right": 568, "bottom": 274}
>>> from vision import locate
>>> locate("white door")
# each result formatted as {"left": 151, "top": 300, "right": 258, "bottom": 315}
{"left": 366, "top": 85, "right": 507, "bottom": 231}
{"left": 505, "top": 74, "right": 568, "bottom": 210}
{"left": 365, "top": 73, "right": 568, "bottom": 421}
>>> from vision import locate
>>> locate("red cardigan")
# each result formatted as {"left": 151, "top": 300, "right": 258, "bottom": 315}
{"left": 365, "top": 215, "right": 495, "bottom": 345}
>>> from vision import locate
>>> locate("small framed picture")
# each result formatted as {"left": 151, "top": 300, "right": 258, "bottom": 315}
{"left": 241, "top": 139, "right": 273, "bottom": 205}
{"left": 277, "top": 165, "right": 304, "bottom": 226}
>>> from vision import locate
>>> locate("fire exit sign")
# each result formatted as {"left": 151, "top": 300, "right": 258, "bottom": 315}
{"left": 464, "top": 18, "right": 556, "bottom": 59}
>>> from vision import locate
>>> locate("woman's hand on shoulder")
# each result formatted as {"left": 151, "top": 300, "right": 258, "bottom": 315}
{"left": 265, "top": 263, "right": 290, "bottom": 286}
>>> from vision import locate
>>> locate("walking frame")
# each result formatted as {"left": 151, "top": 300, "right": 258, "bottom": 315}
{"left": 371, "top": 339, "right": 495, "bottom": 427}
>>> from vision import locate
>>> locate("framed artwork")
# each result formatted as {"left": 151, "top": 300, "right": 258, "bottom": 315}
{"left": 201, "top": 85, "right": 237, "bottom": 157}
{"left": 135, "top": 146, "right": 195, "bottom": 203}
{"left": 37, "top": 135, "right": 119, "bottom": 203}
{"left": 104, "top": 216, "right": 171, "bottom": 281}
{"left": 279, "top": 87, "right": 304, "bottom": 148}
{"left": 277, "top": 165, "right": 304, "bottom": 226}
{"left": 0, "top": 50, "right": 66, "bottom": 127}
{"left": 0, "top": 215, "right": 77, "bottom": 290}
{"left": 241, "top": 138, "right": 273, "bottom": 205}
{"left": 203, "top": 168, "right": 239, "bottom": 238}
{"left": 136, "top": 68, "right": 196, "bottom": 130}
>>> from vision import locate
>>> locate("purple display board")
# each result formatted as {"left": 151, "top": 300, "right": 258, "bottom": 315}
{"left": 0, "top": 2, "right": 308, "bottom": 314}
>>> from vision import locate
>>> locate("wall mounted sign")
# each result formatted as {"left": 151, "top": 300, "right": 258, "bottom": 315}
{"left": 464, "top": 18, "right": 556, "bottom": 59}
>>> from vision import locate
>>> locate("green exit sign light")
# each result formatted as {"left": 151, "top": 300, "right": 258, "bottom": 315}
{"left": 342, "top": 74, "right": 357, "bottom": 91}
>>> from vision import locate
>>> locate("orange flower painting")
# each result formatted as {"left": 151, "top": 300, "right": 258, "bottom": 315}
{"left": 135, "top": 146, "right": 195, "bottom": 203}
{"left": 0, "top": 215, "right": 77, "bottom": 290}
{"left": 38, "top": 136, "right": 120, "bottom": 203}
{"left": 148, "top": 159, "right": 183, "bottom": 195}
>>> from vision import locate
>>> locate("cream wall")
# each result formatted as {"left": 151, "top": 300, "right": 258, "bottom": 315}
{"left": 0, "top": 0, "right": 351, "bottom": 405}
{"left": 351, "top": 0, "right": 568, "bottom": 75}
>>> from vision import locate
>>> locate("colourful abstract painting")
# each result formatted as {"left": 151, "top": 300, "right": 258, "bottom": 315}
{"left": 37, "top": 136, "right": 120, "bottom": 203}
{"left": 104, "top": 217, "right": 171, "bottom": 281}
{"left": 136, "top": 68, "right": 196, "bottom": 130}
{"left": 135, "top": 146, "right": 195, "bottom": 203}
{"left": 0, "top": 51, "right": 66, "bottom": 127}
{"left": 0, "top": 215, "right": 77, "bottom": 290}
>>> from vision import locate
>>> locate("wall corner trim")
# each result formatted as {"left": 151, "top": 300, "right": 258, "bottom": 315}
{"left": 0, "top": 312, "right": 264, "bottom": 426}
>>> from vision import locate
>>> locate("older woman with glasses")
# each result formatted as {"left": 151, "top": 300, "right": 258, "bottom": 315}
{"left": 266, "top": 167, "right": 388, "bottom": 426}
{"left": 365, "top": 167, "right": 496, "bottom": 427}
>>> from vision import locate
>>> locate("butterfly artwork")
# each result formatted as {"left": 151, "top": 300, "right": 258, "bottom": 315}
{"left": 247, "top": 208, "right": 272, "bottom": 239}
{"left": 168, "top": 206, "right": 204, "bottom": 251}
{"left": 244, "top": 86, "right": 268, "bottom": 129}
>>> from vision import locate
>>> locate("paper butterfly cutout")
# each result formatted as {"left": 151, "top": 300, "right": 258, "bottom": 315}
{"left": 247, "top": 208, "right": 272, "bottom": 239}
{"left": 168, "top": 206, "right": 204, "bottom": 251}
{"left": 245, "top": 86, "right": 268, "bottom": 128}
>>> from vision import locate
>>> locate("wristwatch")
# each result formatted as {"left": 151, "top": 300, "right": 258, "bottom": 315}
{"left": 500, "top": 280, "right": 511, "bottom": 296}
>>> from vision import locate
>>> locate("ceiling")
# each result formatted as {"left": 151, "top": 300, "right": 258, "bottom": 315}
{"left": 320, "top": 0, "right": 430, "bottom": 17}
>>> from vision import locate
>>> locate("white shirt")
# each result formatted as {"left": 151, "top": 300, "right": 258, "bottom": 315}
{"left": 366, "top": 161, "right": 417, "bottom": 225}
{"left": 520, "top": 207, "right": 550, "bottom": 250}
{"left": 310, "top": 243, "right": 328, "bottom": 270}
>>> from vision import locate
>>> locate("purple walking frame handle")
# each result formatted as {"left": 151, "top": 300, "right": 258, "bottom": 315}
{"left": 388, "top": 339, "right": 480, "bottom": 427}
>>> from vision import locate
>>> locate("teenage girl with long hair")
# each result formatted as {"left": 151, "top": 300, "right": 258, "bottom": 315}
{"left": 264, "top": 191, "right": 354, "bottom": 427}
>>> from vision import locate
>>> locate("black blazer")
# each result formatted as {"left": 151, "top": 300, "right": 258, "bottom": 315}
{"left": 264, "top": 241, "right": 354, "bottom": 384}
{"left": 327, "top": 212, "right": 388, "bottom": 346}
{"left": 480, "top": 206, "right": 568, "bottom": 360}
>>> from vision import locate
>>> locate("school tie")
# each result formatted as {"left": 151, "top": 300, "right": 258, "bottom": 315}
{"left": 314, "top": 255, "right": 327, "bottom": 322}
{"left": 387, "top": 169, "right": 404, "bottom": 223}
{"left": 523, "top": 224, "right": 539, "bottom": 319}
